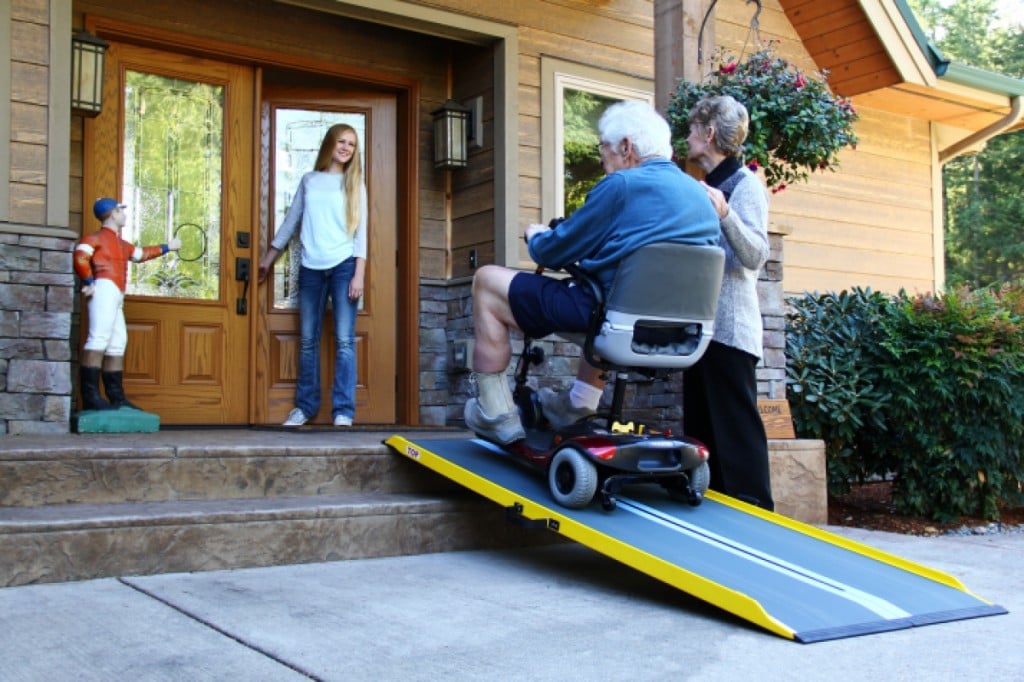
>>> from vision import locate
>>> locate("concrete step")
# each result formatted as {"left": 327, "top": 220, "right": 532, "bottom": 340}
{"left": 0, "top": 430, "right": 458, "bottom": 507}
{"left": 0, "top": 429, "right": 825, "bottom": 587}
{"left": 0, "top": 492, "right": 554, "bottom": 587}
{"left": 0, "top": 436, "right": 456, "bottom": 503}
{"left": 0, "top": 429, "right": 557, "bottom": 587}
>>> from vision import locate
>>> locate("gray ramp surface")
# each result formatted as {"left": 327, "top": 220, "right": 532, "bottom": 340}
{"left": 388, "top": 435, "right": 1007, "bottom": 642}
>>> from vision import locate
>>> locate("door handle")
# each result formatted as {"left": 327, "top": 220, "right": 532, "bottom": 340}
{"left": 235, "top": 257, "right": 251, "bottom": 315}
{"left": 235, "top": 257, "right": 251, "bottom": 282}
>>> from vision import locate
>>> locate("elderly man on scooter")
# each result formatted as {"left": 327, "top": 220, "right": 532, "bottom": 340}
{"left": 466, "top": 100, "right": 721, "bottom": 444}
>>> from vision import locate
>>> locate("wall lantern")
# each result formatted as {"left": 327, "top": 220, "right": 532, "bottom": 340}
{"left": 71, "top": 30, "right": 109, "bottom": 117}
{"left": 432, "top": 99, "right": 471, "bottom": 169}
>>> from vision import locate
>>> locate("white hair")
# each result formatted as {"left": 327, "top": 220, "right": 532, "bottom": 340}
{"left": 598, "top": 100, "right": 673, "bottom": 159}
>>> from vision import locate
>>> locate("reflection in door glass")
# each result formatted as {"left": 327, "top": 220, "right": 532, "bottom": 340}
{"left": 122, "top": 70, "right": 224, "bottom": 299}
{"left": 272, "top": 109, "right": 366, "bottom": 309}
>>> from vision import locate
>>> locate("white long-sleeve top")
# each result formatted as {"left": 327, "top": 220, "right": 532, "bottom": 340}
{"left": 271, "top": 170, "right": 368, "bottom": 269}
{"left": 712, "top": 166, "right": 770, "bottom": 359}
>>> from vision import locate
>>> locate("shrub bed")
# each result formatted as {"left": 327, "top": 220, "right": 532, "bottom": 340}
{"left": 786, "top": 285, "right": 1024, "bottom": 521}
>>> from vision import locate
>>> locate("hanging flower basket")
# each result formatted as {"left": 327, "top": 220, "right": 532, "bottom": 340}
{"left": 667, "top": 40, "right": 859, "bottom": 191}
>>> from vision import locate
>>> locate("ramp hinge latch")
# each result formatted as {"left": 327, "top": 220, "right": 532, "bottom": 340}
{"left": 505, "top": 503, "right": 556, "bottom": 531}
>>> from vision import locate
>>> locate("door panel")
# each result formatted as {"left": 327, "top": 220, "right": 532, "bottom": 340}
{"left": 84, "top": 43, "right": 254, "bottom": 423}
{"left": 256, "top": 89, "right": 397, "bottom": 425}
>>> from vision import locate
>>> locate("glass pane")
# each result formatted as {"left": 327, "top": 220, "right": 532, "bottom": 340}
{"left": 122, "top": 70, "right": 224, "bottom": 299}
{"left": 562, "top": 88, "right": 618, "bottom": 215}
{"left": 272, "top": 109, "right": 367, "bottom": 310}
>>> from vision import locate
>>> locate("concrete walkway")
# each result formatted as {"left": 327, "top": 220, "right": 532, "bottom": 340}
{"left": 1, "top": 525, "right": 1020, "bottom": 681}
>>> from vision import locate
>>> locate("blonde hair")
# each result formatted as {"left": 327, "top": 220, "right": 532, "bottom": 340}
{"left": 314, "top": 123, "right": 364, "bottom": 236}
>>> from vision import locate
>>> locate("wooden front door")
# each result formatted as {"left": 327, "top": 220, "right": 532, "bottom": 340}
{"left": 83, "top": 43, "right": 254, "bottom": 424}
{"left": 255, "top": 88, "right": 398, "bottom": 425}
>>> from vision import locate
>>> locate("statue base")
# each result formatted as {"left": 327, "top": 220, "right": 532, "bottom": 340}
{"left": 74, "top": 407, "right": 160, "bottom": 433}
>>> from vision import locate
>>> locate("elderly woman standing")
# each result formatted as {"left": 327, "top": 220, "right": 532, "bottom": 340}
{"left": 684, "top": 94, "right": 774, "bottom": 511}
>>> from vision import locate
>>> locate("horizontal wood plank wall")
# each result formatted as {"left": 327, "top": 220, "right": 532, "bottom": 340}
{"left": 450, "top": 44, "right": 496, "bottom": 280}
{"left": 717, "top": 0, "right": 938, "bottom": 297}
{"left": 8, "top": 3, "right": 49, "bottom": 226}
{"left": 433, "top": 0, "right": 657, "bottom": 270}
{"left": 773, "top": 105, "right": 935, "bottom": 296}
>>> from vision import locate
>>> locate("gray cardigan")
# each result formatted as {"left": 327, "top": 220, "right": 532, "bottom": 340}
{"left": 714, "top": 167, "right": 769, "bottom": 359}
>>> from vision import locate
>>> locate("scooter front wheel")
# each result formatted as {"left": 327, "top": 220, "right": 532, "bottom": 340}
{"left": 548, "top": 446, "right": 598, "bottom": 509}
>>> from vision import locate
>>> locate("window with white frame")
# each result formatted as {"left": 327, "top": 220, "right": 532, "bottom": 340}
{"left": 541, "top": 59, "right": 653, "bottom": 222}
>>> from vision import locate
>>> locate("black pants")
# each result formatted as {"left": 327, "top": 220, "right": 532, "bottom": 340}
{"left": 683, "top": 341, "right": 774, "bottom": 511}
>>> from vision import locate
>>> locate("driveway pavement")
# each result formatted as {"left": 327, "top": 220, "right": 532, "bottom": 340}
{"left": 0, "top": 526, "right": 1020, "bottom": 681}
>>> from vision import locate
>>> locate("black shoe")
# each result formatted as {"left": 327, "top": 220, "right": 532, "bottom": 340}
{"left": 79, "top": 366, "right": 113, "bottom": 411}
{"left": 102, "top": 370, "right": 141, "bottom": 410}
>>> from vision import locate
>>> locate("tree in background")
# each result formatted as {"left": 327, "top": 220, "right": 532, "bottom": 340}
{"left": 910, "top": 0, "right": 1024, "bottom": 288}
{"left": 562, "top": 89, "right": 617, "bottom": 215}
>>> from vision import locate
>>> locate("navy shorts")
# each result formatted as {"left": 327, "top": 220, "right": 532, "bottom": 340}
{"left": 508, "top": 272, "right": 598, "bottom": 339}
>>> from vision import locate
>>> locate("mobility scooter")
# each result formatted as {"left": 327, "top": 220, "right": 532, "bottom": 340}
{"left": 480, "top": 240, "right": 726, "bottom": 511}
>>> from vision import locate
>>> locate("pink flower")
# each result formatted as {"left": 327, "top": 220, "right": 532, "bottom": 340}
{"left": 795, "top": 74, "right": 807, "bottom": 89}
{"left": 720, "top": 62, "right": 738, "bottom": 75}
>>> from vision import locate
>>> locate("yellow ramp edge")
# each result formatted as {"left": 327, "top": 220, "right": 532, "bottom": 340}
{"left": 385, "top": 434, "right": 798, "bottom": 640}
{"left": 703, "top": 490, "right": 992, "bottom": 601}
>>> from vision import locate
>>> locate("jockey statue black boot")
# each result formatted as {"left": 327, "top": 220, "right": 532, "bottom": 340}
{"left": 102, "top": 370, "right": 141, "bottom": 410}
{"left": 79, "top": 365, "right": 113, "bottom": 411}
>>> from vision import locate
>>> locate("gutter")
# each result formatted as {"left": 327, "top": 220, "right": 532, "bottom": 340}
{"left": 892, "top": 0, "right": 1024, "bottom": 163}
{"left": 938, "top": 61, "right": 1024, "bottom": 164}
{"left": 938, "top": 95, "right": 1023, "bottom": 163}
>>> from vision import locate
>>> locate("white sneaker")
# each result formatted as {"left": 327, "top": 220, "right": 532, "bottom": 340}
{"left": 333, "top": 414, "right": 353, "bottom": 427}
{"left": 464, "top": 398, "right": 525, "bottom": 444}
{"left": 282, "top": 408, "right": 308, "bottom": 426}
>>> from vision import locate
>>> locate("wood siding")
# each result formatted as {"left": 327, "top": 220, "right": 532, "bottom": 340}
{"left": 773, "top": 106, "right": 936, "bottom": 295}
{"left": 431, "top": 0, "right": 659, "bottom": 273}
{"left": 717, "top": 0, "right": 939, "bottom": 296}
{"left": 7, "top": 0, "right": 50, "bottom": 225}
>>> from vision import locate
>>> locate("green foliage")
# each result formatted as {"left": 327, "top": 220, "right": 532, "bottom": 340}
{"left": 785, "top": 289, "right": 896, "bottom": 492}
{"left": 787, "top": 286, "right": 1024, "bottom": 521}
{"left": 666, "top": 40, "right": 858, "bottom": 191}
{"left": 943, "top": 132, "right": 1024, "bottom": 289}
{"left": 562, "top": 89, "right": 616, "bottom": 215}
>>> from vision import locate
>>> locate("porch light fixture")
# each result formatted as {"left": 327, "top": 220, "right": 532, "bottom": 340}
{"left": 432, "top": 99, "right": 470, "bottom": 169}
{"left": 71, "top": 30, "right": 109, "bottom": 117}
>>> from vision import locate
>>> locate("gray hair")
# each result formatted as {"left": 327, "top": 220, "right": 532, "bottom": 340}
{"left": 688, "top": 95, "right": 749, "bottom": 158}
{"left": 598, "top": 100, "right": 673, "bottom": 159}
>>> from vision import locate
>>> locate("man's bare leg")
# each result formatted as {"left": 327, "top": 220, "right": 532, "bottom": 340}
{"left": 465, "top": 265, "right": 525, "bottom": 443}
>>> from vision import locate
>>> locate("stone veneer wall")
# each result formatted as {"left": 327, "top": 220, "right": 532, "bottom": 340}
{"left": 0, "top": 233, "right": 76, "bottom": 435}
{"left": 0, "top": 1, "right": 77, "bottom": 435}
{"left": 420, "top": 230, "right": 789, "bottom": 428}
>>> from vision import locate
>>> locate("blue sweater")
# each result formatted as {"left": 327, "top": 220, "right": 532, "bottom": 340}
{"left": 528, "top": 157, "right": 720, "bottom": 294}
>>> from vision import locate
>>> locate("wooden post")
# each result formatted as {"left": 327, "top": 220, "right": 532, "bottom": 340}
{"left": 654, "top": 0, "right": 712, "bottom": 115}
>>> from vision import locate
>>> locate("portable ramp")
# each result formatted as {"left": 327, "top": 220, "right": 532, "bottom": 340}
{"left": 385, "top": 435, "right": 1007, "bottom": 643}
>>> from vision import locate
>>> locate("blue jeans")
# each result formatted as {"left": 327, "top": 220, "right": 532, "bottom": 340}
{"left": 295, "top": 258, "right": 358, "bottom": 420}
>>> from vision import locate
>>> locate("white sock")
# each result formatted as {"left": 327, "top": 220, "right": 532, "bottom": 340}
{"left": 569, "top": 380, "right": 602, "bottom": 411}
{"left": 475, "top": 372, "right": 515, "bottom": 416}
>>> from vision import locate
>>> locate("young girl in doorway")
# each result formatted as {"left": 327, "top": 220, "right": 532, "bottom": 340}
{"left": 258, "top": 124, "right": 368, "bottom": 427}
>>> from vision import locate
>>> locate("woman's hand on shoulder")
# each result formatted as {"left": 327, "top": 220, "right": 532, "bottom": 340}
{"left": 700, "top": 181, "right": 729, "bottom": 220}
